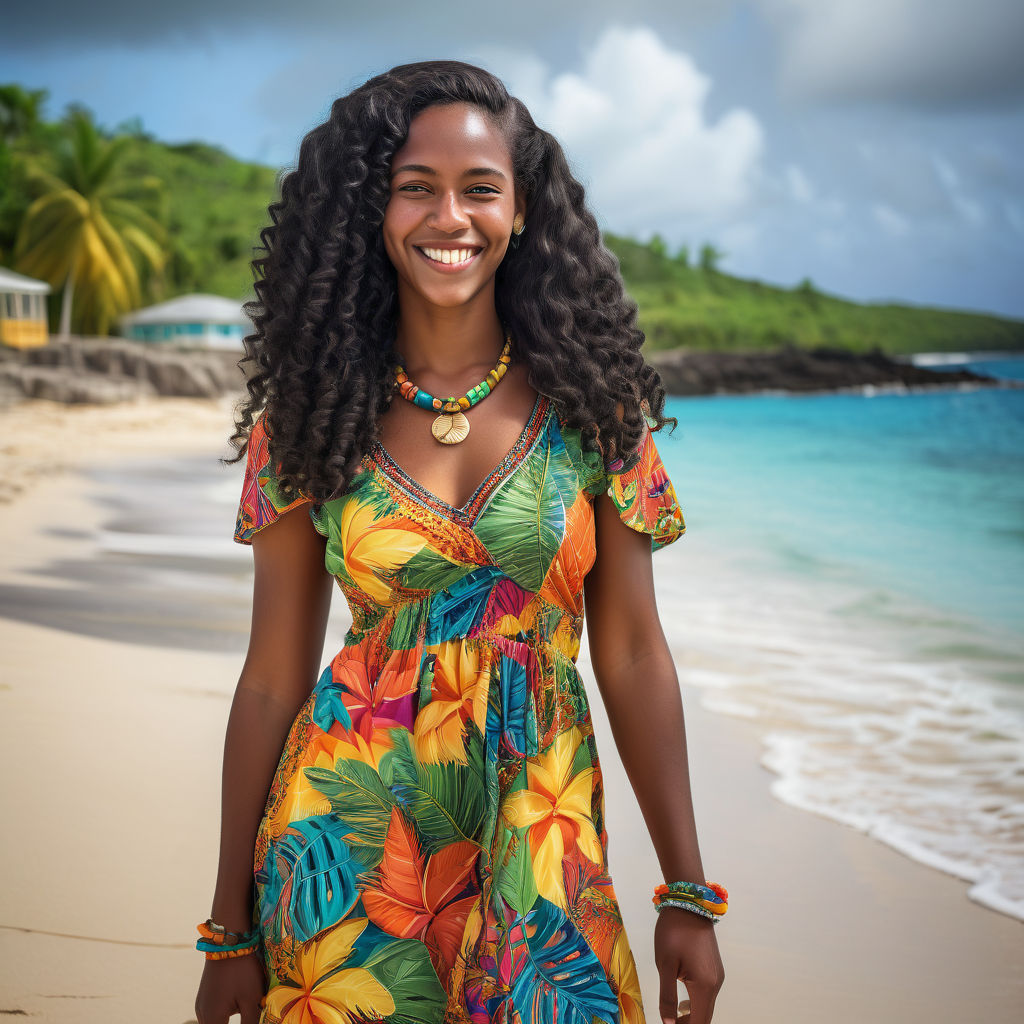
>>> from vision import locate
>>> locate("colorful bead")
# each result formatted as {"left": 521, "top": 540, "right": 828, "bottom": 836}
{"left": 195, "top": 918, "right": 261, "bottom": 960}
{"left": 391, "top": 334, "right": 514, "bottom": 446}
{"left": 651, "top": 879, "right": 729, "bottom": 921}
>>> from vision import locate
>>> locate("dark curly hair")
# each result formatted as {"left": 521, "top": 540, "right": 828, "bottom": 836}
{"left": 224, "top": 58, "right": 676, "bottom": 503}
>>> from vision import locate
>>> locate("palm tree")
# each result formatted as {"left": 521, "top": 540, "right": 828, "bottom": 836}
{"left": 0, "top": 84, "right": 48, "bottom": 146}
{"left": 13, "top": 107, "right": 167, "bottom": 338}
{"left": 698, "top": 242, "right": 725, "bottom": 274}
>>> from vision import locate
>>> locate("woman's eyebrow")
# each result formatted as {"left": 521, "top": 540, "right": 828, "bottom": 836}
{"left": 391, "top": 163, "right": 508, "bottom": 180}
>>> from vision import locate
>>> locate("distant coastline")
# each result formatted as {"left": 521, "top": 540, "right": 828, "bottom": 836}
{"left": 0, "top": 335, "right": 1018, "bottom": 410}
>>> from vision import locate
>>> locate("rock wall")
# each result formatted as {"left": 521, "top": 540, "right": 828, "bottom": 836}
{"left": 0, "top": 336, "right": 247, "bottom": 407}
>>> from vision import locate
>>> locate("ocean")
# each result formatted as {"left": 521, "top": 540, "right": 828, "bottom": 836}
{"left": 650, "top": 353, "right": 1024, "bottom": 923}
{"left": 71, "top": 353, "right": 1024, "bottom": 924}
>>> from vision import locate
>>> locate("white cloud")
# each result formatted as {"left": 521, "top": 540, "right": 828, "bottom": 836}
{"left": 932, "top": 154, "right": 987, "bottom": 227}
{"left": 785, "top": 163, "right": 814, "bottom": 203}
{"left": 484, "top": 24, "right": 765, "bottom": 231}
{"left": 758, "top": 0, "right": 1024, "bottom": 106}
{"left": 872, "top": 202, "right": 912, "bottom": 238}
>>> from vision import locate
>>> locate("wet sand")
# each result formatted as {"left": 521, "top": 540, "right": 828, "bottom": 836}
{"left": 0, "top": 395, "right": 1021, "bottom": 1023}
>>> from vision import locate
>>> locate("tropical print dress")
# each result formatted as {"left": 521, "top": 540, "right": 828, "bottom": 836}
{"left": 233, "top": 391, "right": 686, "bottom": 1024}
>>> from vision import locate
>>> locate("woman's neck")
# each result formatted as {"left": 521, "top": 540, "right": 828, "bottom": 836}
{"left": 392, "top": 304, "right": 506, "bottom": 379}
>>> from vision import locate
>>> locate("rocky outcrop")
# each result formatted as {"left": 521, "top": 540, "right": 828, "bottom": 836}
{"left": 0, "top": 336, "right": 246, "bottom": 406}
{"left": 645, "top": 342, "right": 1011, "bottom": 395}
{"left": 0, "top": 336, "right": 1015, "bottom": 409}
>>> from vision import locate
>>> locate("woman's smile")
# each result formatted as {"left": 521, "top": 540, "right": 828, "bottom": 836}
{"left": 414, "top": 244, "right": 484, "bottom": 271}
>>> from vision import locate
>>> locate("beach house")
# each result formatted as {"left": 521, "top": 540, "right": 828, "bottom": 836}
{"left": 117, "top": 293, "right": 250, "bottom": 349}
{"left": 0, "top": 266, "right": 52, "bottom": 349}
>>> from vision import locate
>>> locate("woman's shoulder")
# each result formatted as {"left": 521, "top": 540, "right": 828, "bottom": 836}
{"left": 233, "top": 407, "right": 316, "bottom": 545}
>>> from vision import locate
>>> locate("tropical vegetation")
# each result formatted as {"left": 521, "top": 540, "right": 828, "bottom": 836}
{"left": 1, "top": 83, "right": 1021, "bottom": 352}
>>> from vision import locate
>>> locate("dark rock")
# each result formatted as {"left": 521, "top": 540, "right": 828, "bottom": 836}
{"left": 645, "top": 344, "right": 1014, "bottom": 396}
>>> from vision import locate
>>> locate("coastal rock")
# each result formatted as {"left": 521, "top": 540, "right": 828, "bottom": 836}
{"left": 0, "top": 336, "right": 1014, "bottom": 409}
{"left": 646, "top": 342, "right": 1009, "bottom": 396}
{"left": 0, "top": 336, "right": 245, "bottom": 407}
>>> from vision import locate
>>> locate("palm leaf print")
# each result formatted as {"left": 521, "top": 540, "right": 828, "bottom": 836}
{"left": 496, "top": 652, "right": 536, "bottom": 759}
{"left": 358, "top": 937, "right": 448, "bottom": 1024}
{"left": 257, "top": 814, "right": 360, "bottom": 945}
{"left": 425, "top": 565, "right": 506, "bottom": 644}
{"left": 400, "top": 545, "right": 471, "bottom": 594}
{"left": 312, "top": 665, "right": 354, "bottom": 733}
{"left": 304, "top": 758, "right": 397, "bottom": 862}
{"left": 495, "top": 828, "right": 539, "bottom": 916}
{"left": 507, "top": 895, "right": 620, "bottom": 1024}
{"left": 382, "top": 726, "right": 486, "bottom": 857}
{"left": 474, "top": 437, "right": 579, "bottom": 591}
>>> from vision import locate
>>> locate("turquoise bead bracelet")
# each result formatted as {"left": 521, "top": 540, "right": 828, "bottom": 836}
{"left": 653, "top": 879, "right": 729, "bottom": 922}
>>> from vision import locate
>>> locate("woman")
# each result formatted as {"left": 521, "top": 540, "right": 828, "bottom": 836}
{"left": 195, "top": 59, "right": 726, "bottom": 1024}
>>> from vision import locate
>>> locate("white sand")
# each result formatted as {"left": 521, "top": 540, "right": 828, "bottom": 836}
{"left": 0, "top": 395, "right": 1020, "bottom": 1023}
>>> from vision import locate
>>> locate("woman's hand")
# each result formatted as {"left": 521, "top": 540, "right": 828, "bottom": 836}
{"left": 655, "top": 908, "right": 726, "bottom": 1024}
{"left": 195, "top": 952, "right": 267, "bottom": 1024}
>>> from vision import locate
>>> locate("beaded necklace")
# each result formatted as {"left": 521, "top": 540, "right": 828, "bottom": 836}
{"left": 392, "top": 335, "right": 512, "bottom": 445}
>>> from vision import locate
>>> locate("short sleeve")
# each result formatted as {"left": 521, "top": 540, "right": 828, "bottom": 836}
{"left": 600, "top": 415, "right": 687, "bottom": 553}
{"left": 233, "top": 409, "right": 314, "bottom": 545}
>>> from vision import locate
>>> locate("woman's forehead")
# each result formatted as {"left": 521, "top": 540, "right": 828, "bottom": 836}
{"left": 394, "top": 104, "right": 510, "bottom": 166}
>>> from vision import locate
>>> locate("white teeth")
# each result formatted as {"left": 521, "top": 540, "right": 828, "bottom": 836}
{"left": 420, "top": 246, "right": 479, "bottom": 265}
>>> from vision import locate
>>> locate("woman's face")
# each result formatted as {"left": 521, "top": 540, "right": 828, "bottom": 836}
{"left": 383, "top": 102, "right": 524, "bottom": 310}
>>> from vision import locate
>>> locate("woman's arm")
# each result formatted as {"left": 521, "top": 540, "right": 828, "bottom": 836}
{"left": 208, "top": 506, "right": 334, "bottom": 934}
{"left": 583, "top": 490, "right": 724, "bottom": 1024}
{"left": 583, "top": 490, "right": 704, "bottom": 886}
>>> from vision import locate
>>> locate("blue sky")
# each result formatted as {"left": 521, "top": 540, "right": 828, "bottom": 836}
{"left": 4, "top": 0, "right": 1023, "bottom": 319}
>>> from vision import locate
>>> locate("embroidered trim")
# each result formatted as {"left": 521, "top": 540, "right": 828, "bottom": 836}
{"left": 368, "top": 393, "right": 550, "bottom": 527}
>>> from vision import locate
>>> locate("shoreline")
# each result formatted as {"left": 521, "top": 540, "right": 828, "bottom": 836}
{"left": 0, "top": 395, "right": 1021, "bottom": 1023}
{"left": 2, "top": 339, "right": 1019, "bottom": 413}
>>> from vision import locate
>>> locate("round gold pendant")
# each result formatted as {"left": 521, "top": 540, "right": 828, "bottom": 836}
{"left": 431, "top": 411, "right": 470, "bottom": 444}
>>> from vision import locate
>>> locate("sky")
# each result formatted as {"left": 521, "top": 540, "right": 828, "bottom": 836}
{"left": 3, "top": 0, "right": 1023, "bottom": 320}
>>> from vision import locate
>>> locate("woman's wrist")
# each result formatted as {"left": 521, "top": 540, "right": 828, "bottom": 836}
{"left": 209, "top": 897, "right": 254, "bottom": 935}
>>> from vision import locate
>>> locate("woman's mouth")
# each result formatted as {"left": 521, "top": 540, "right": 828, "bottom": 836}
{"left": 414, "top": 245, "right": 483, "bottom": 272}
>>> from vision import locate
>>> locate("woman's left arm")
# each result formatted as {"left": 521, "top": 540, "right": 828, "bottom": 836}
{"left": 584, "top": 490, "right": 725, "bottom": 1024}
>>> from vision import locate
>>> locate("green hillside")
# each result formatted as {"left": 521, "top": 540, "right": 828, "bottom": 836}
{"left": 2, "top": 86, "right": 1022, "bottom": 353}
{"left": 607, "top": 233, "right": 1024, "bottom": 355}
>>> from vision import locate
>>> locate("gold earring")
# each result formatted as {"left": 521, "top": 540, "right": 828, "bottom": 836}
{"left": 510, "top": 213, "right": 526, "bottom": 249}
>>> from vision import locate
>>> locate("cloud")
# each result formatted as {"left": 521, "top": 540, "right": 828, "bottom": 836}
{"left": 483, "top": 25, "right": 765, "bottom": 234}
{"left": 872, "top": 203, "right": 912, "bottom": 238}
{"left": 0, "top": 0, "right": 722, "bottom": 51}
{"left": 758, "top": 0, "right": 1024, "bottom": 108}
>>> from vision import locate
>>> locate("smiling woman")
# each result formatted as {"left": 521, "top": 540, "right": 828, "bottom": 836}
{"left": 382, "top": 105, "right": 524, "bottom": 317}
{"left": 196, "top": 59, "right": 724, "bottom": 1024}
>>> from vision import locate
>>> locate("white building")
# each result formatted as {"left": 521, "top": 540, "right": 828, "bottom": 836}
{"left": 117, "top": 293, "right": 250, "bottom": 349}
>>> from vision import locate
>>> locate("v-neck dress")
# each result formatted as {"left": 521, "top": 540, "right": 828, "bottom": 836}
{"left": 233, "top": 393, "right": 686, "bottom": 1024}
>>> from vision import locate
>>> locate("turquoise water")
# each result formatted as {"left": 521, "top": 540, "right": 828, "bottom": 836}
{"left": 646, "top": 355, "right": 1024, "bottom": 921}
{"left": 655, "top": 357, "right": 1024, "bottom": 637}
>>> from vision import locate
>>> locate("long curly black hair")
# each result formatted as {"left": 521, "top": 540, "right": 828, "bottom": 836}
{"left": 224, "top": 58, "right": 676, "bottom": 503}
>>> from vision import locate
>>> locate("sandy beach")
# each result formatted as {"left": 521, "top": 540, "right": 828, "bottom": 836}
{"left": 0, "top": 394, "right": 1021, "bottom": 1024}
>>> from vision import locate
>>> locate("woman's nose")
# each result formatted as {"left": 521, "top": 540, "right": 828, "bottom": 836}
{"left": 426, "top": 191, "right": 471, "bottom": 231}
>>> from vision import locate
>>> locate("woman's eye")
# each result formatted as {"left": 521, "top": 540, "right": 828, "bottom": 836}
{"left": 397, "top": 184, "right": 499, "bottom": 195}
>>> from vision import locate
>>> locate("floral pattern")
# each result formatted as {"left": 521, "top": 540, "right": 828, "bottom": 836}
{"left": 234, "top": 393, "right": 686, "bottom": 1024}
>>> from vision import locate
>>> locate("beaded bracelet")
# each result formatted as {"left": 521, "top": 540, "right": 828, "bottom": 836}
{"left": 652, "top": 880, "right": 729, "bottom": 923}
{"left": 196, "top": 917, "right": 260, "bottom": 960}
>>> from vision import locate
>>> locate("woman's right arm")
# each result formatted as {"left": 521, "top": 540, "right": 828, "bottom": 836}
{"left": 195, "top": 504, "right": 333, "bottom": 1024}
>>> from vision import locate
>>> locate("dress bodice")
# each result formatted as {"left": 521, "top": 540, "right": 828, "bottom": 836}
{"left": 234, "top": 394, "right": 686, "bottom": 657}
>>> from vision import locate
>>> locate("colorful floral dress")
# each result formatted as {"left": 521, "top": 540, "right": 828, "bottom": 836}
{"left": 233, "top": 391, "right": 686, "bottom": 1024}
